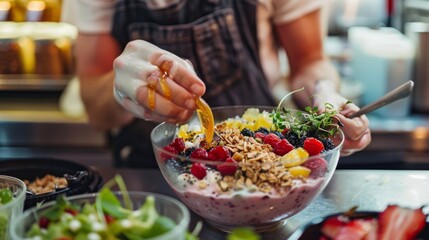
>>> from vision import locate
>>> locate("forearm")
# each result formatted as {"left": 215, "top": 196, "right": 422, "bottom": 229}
{"left": 289, "top": 58, "right": 340, "bottom": 109}
{"left": 75, "top": 33, "right": 133, "bottom": 131}
{"left": 80, "top": 71, "right": 134, "bottom": 131}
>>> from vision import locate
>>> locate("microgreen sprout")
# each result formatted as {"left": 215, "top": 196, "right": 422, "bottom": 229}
{"left": 270, "top": 88, "right": 342, "bottom": 139}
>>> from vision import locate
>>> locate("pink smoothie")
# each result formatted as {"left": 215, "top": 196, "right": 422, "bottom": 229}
{"left": 172, "top": 171, "right": 325, "bottom": 226}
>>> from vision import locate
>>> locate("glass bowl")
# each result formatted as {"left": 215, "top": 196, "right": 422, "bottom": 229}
{"left": 10, "top": 192, "right": 190, "bottom": 240}
{"left": 151, "top": 106, "right": 344, "bottom": 232}
{"left": 0, "top": 175, "right": 27, "bottom": 240}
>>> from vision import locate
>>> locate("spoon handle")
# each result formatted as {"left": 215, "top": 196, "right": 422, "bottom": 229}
{"left": 348, "top": 80, "right": 414, "bottom": 118}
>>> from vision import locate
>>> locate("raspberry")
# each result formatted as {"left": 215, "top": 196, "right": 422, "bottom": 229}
{"left": 65, "top": 208, "right": 78, "bottom": 216}
{"left": 161, "top": 145, "right": 178, "bottom": 161}
{"left": 39, "top": 217, "right": 50, "bottom": 228}
{"left": 191, "top": 163, "right": 207, "bottom": 179}
{"left": 281, "top": 128, "right": 290, "bottom": 135}
{"left": 302, "top": 158, "right": 328, "bottom": 178}
{"left": 217, "top": 157, "right": 238, "bottom": 176}
{"left": 104, "top": 214, "right": 115, "bottom": 224}
{"left": 273, "top": 139, "right": 294, "bottom": 156}
{"left": 171, "top": 138, "right": 186, "bottom": 153}
{"left": 264, "top": 133, "right": 281, "bottom": 147}
{"left": 190, "top": 148, "right": 208, "bottom": 160}
{"left": 303, "top": 137, "right": 325, "bottom": 156}
{"left": 271, "top": 131, "right": 284, "bottom": 139}
{"left": 208, "top": 146, "right": 230, "bottom": 162}
{"left": 254, "top": 132, "right": 266, "bottom": 141}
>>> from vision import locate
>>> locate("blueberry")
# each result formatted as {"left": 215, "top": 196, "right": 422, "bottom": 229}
{"left": 255, "top": 127, "right": 269, "bottom": 134}
{"left": 285, "top": 132, "right": 305, "bottom": 148}
{"left": 320, "top": 138, "right": 335, "bottom": 151}
{"left": 241, "top": 128, "right": 254, "bottom": 137}
{"left": 165, "top": 159, "right": 188, "bottom": 174}
{"left": 184, "top": 147, "right": 196, "bottom": 157}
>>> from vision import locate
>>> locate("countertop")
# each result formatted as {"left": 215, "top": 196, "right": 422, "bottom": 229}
{"left": 92, "top": 167, "right": 429, "bottom": 240}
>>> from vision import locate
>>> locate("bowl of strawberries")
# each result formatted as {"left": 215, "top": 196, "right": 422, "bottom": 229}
{"left": 289, "top": 205, "right": 429, "bottom": 240}
{"left": 151, "top": 105, "right": 344, "bottom": 232}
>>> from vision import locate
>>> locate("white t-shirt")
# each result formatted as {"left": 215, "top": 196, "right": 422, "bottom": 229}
{"left": 62, "top": 0, "right": 324, "bottom": 86}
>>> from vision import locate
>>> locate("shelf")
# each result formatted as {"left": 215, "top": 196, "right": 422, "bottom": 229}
{"left": 0, "top": 74, "right": 73, "bottom": 91}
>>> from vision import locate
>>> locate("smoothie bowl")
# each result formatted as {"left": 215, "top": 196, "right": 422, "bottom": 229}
{"left": 151, "top": 105, "right": 344, "bottom": 232}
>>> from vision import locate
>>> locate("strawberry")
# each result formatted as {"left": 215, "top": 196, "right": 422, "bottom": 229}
{"left": 208, "top": 146, "right": 230, "bottom": 162}
{"left": 273, "top": 139, "right": 294, "bottom": 156}
{"left": 321, "top": 216, "right": 346, "bottom": 239}
{"left": 190, "top": 163, "right": 207, "bottom": 179}
{"left": 378, "top": 205, "right": 426, "bottom": 240}
{"left": 302, "top": 158, "right": 328, "bottom": 178}
{"left": 217, "top": 157, "right": 238, "bottom": 176}
{"left": 334, "top": 219, "right": 376, "bottom": 240}
{"left": 303, "top": 137, "right": 325, "bottom": 156}
{"left": 264, "top": 133, "right": 281, "bottom": 147}
{"left": 322, "top": 215, "right": 377, "bottom": 240}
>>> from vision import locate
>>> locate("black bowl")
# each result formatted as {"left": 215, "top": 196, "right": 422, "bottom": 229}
{"left": 0, "top": 158, "right": 103, "bottom": 209}
{"left": 289, "top": 211, "right": 429, "bottom": 240}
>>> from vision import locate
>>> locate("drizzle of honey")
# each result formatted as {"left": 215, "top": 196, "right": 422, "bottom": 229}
{"left": 159, "top": 61, "right": 171, "bottom": 99}
{"left": 148, "top": 61, "right": 214, "bottom": 144}
{"left": 147, "top": 85, "right": 156, "bottom": 110}
{"left": 195, "top": 97, "right": 214, "bottom": 144}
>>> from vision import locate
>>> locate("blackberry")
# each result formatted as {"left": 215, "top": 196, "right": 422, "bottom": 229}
{"left": 320, "top": 138, "right": 335, "bottom": 151}
{"left": 241, "top": 128, "right": 254, "bottom": 137}
{"left": 255, "top": 127, "right": 269, "bottom": 134}
{"left": 184, "top": 147, "right": 196, "bottom": 157}
{"left": 285, "top": 132, "right": 305, "bottom": 148}
{"left": 165, "top": 159, "right": 188, "bottom": 174}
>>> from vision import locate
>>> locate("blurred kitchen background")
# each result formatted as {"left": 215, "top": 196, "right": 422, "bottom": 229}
{"left": 0, "top": 0, "right": 428, "bottom": 169}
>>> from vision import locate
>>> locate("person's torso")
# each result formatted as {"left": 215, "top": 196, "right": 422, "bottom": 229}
{"left": 111, "top": 0, "right": 277, "bottom": 107}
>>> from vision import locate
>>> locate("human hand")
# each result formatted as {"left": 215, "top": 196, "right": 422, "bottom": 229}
{"left": 113, "top": 40, "right": 206, "bottom": 123}
{"left": 313, "top": 84, "right": 371, "bottom": 156}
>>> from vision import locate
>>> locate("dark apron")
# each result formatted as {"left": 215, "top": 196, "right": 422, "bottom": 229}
{"left": 110, "top": 0, "right": 276, "bottom": 168}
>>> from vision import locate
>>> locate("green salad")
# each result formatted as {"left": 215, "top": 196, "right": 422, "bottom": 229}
{"left": 26, "top": 176, "right": 190, "bottom": 240}
{"left": 0, "top": 188, "right": 14, "bottom": 240}
{"left": 24, "top": 176, "right": 261, "bottom": 240}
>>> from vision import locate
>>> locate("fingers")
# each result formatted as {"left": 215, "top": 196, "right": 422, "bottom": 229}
{"left": 336, "top": 102, "right": 372, "bottom": 155}
{"left": 151, "top": 52, "right": 206, "bottom": 96}
{"left": 113, "top": 57, "right": 158, "bottom": 100}
{"left": 115, "top": 89, "right": 193, "bottom": 123}
{"left": 113, "top": 40, "right": 206, "bottom": 123}
{"left": 126, "top": 40, "right": 205, "bottom": 96}
{"left": 146, "top": 72, "right": 197, "bottom": 109}
{"left": 134, "top": 85, "right": 195, "bottom": 121}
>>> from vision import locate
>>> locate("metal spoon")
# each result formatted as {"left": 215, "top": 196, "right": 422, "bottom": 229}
{"left": 348, "top": 80, "right": 414, "bottom": 118}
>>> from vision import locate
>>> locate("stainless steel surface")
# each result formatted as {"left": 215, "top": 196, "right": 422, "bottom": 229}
{"left": 93, "top": 167, "right": 429, "bottom": 239}
{"left": 349, "top": 80, "right": 414, "bottom": 118}
{"left": 406, "top": 22, "right": 429, "bottom": 112}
